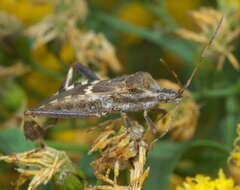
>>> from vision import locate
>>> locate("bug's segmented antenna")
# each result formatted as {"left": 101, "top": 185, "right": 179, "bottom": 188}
{"left": 160, "top": 58, "right": 183, "bottom": 90}
{"left": 159, "top": 16, "right": 223, "bottom": 96}
{"left": 178, "top": 16, "right": 224, "bottom": 95}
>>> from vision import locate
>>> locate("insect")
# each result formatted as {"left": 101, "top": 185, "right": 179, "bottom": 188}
{"left": 24, "top": 17, "right": 223, "bottom": 138}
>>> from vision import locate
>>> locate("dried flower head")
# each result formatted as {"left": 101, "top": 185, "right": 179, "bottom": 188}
{"left": 26, "top": 0, "right": 88, "bottom": 48}
{"left": 177, "top": 8, "right": 240, "bottom": 70}
{"left": 0, "top": 62, "right": 30, "bottom": 79}
{"left": 88, "top": 119, "right": 150, "bottom": 190}
{"left": 26, "top": 0, "right": 121, "bottom": 75}
{"left": 68, "top": 28, "right": 122, "bottom": 75}
{"left": 0, "top": 11, "right": 22, "bottom": 38}
{"left": 177, "top": 169, "right": 240, "bottom": 190}
{"left": 155, "top": 80, "right": 199, "bottom": 141}
{"left": 0, "top": 146, "right": 76, "bottom": 190}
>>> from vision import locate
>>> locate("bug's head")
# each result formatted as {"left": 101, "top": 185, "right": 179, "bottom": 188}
{"left": 157, "top": 88, "right": 182, "bottom": 104}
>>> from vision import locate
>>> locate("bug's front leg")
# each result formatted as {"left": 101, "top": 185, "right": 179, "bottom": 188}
{"left": 153, "top": 108, "right": 167, "bottom": 122}
{"left": 144, "top": 109, "right": 172, "bottom": 138}
{"left": 143, "top": 110, "right": 158, "bottom": 135}
{"left": 121, "top": 112, "right": 132, "bottom": 128}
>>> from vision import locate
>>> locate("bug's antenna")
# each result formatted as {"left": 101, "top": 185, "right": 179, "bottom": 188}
{"left": 160, "top": 58, "right": 183, "bottom": 89}
{"left": 178, "top": 16, "right": 224, "bottom": 95}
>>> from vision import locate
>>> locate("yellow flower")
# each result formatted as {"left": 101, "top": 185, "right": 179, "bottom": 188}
{"left": 166, "top": 0, "right": 201, "bottom": 28}
{"left": 117, "top": 1, "right": 154, "bottom": 44}
{"left": 60, "top": 42, "right": 75, "bottom": 64}
{"left": 24, "top": 45, "right": 61, "bottom": 106}
{"left": 177, "top": 169, "right": 240, "bottom": 190}
{"left": 0, "top": 0, "right": 52, "bottom": 25}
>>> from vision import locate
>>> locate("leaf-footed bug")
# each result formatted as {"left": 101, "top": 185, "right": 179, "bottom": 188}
{"left": 24, "top": 17, "right": 224, "bottom": 140}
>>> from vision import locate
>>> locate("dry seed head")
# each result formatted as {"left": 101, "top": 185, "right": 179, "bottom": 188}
{"left": 0, "top": 62, "right": 30, "bottom": 78}
{"left": 26, "top": 0, "right": 88, "bottom": 48}
{"left": 68, "top": 28, "right": 122, "bottom": 75}
{"left": 0, "top": 146, "right": 75, "bottom": 190}
{"left": 177, "top": 8, "right": 240, "bottom": 70}
{"left": 0, "top": 11, "right": 22, "bottom": 38}
{"left": 88, "top": 120, "right": 150, "bottom": 190}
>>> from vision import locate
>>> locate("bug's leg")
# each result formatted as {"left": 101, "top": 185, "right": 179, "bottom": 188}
{"left": 143, "top": 110, "right": 158, "bottom": 134}
{"left": 147, "top": 108, "right": 174, "bottom": 139}
{"left": 152, "top": 108, "right": 167, "bottom": 121}
{"left": 59, "top": 63, "right": 100, "bottom": 92}
{"left": 25, "top": 110, "right": 101, "bottom": 118}
{"left": 73, "top": 62, "right": 100, "bottom": 81}
{"left": 44, "top": 118, "right": 58, "bottom": 129}
{"left": 121, "top": 112, "right": 132, "bottom": 128}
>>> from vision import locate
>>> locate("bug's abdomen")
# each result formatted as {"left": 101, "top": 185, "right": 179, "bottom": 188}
{"left": 108, "top": 92, "right": 158, "bottom": 113}
{"left": 41, "top": 96, "right": 103, "bottom": 113}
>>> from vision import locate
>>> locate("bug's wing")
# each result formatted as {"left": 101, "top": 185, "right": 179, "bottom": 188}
{"left": 26, "top": 76, "right": 131, "bottom": 114}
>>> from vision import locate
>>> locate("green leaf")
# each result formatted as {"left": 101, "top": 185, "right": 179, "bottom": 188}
{"left": 224, "top": 96, "right": 238, "bottom": 147}
{"left": 0, "top": 128, "right": 34, "bottom": 154}
{"left": 144, "top": 140, "right": 188, "bottom": 190}
{"left": 95, "top": 12, "right": 194, "bottom": 64}
{"left": 56, "top": 172, "right": 84, "bottom": 190}
{"left": 2, "top": 82, "right": 26, "bottom": 112}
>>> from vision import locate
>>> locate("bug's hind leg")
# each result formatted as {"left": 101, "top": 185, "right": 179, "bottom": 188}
{"left": 73, "top": 62, "right": 100, "bottom": 81}
{"left": 59, "top": 62, "right": 100, "bottom": 92}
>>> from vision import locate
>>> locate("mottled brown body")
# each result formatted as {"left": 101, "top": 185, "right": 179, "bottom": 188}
{"left": 25, "top": 72, "right": 179, "bottom": 118}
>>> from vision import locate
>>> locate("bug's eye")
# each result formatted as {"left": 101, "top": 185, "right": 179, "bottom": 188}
{"left": 155, "top": 88, "right": 162, "bottom": 93}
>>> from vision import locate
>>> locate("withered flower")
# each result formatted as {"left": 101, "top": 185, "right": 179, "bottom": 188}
{"left": 0, "top": 62, "right": 30, "bottom": 78}
{"left": 0, "top": 11, "right": 22, "bottom": 38}
{"left": 155, "top": 80, "right": 199, "bottom": 141}
{"left": 68, "top": 27, "right": 122, "bottom": 75}
{"left": 88, "top": 120, "right": 150, "bottom": 190}
{"left": 26, "top": 0, "right": 88, "bottom": 48}
{"left": 26, "top": 0, "right": 121, "bottom": 75}
{"left": 177, "top": 8, "right": 240, "bottom": 70}
{"left": 0, "top": 146, "right": 78, "bottom": 190}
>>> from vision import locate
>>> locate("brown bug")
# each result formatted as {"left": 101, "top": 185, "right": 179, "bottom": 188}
{"left": 24, "top": 17, "right": 223, "bottom": 138}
